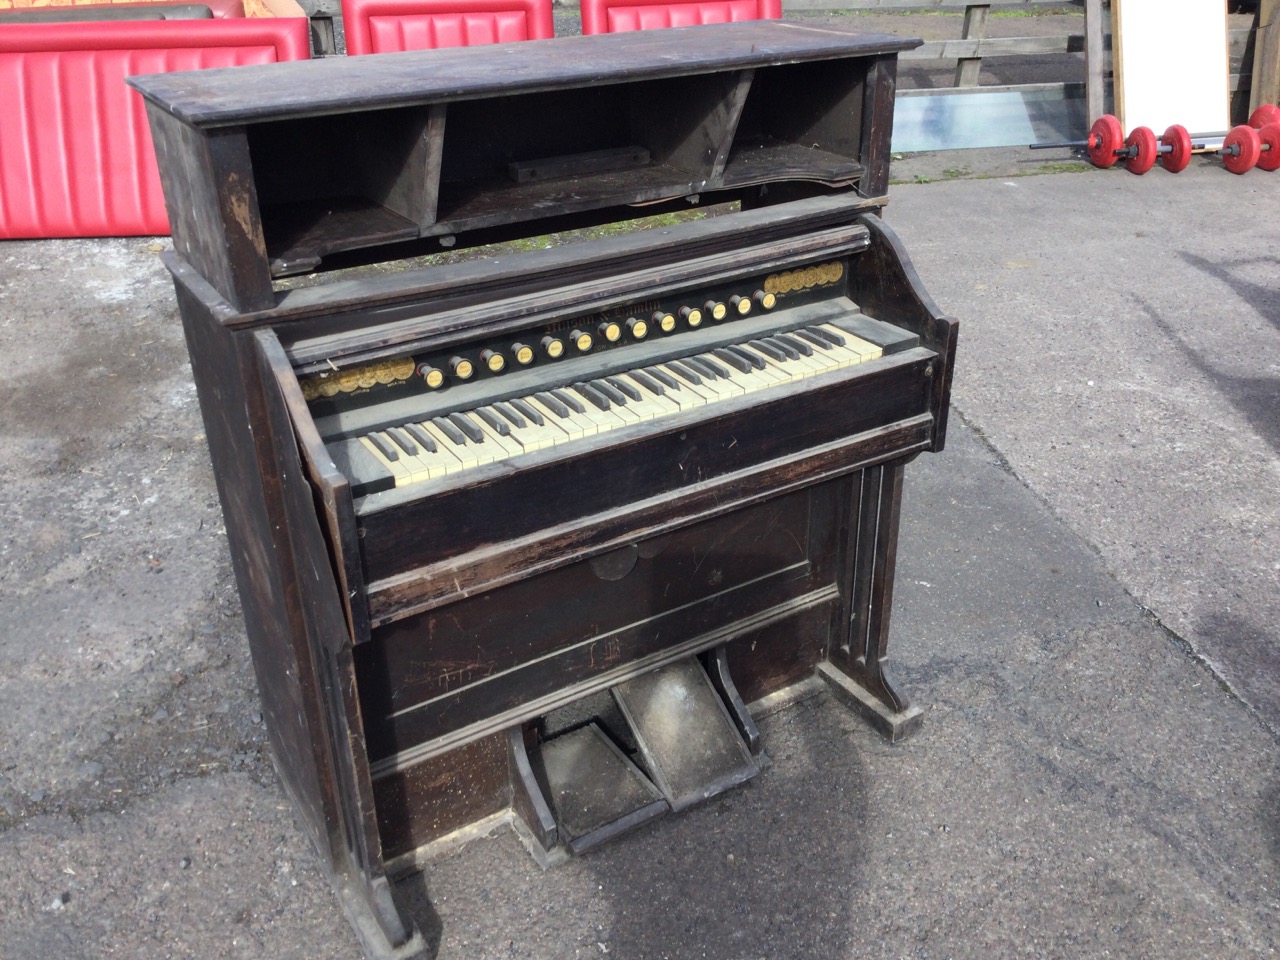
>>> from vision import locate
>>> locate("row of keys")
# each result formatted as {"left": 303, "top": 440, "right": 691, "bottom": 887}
{"left": 353, "top": 323, "right": 878, "bottom": 490}
{"left": 412, "top": 290, "right": 778, "bottom": 389}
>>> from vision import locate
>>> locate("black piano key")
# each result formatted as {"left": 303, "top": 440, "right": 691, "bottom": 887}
{"left": 551, "top": 388, "right": 585, "bottom": 414}
{"left": 665, "top": 360, "right": 702, "bottom": 386}
{"left": 726, "top": 344, "right": 765, "bottom": 370}
{"left": 808, "top": 324, "right": 845, "bottom": 346}
{"left": 686, "top": 356, "right": 724, "bottom": 380}
{"left": 763, "top": 336, "right": 800, "bottom": 361}
{"left": 572, "top": 382, "right": 611, "bottom": 410}
{"left": 747, "top": 339, "right": 786, "bottom": 362}
{"left": 367, "top": 432, "right": 399, "bottom": 461}
{"left": 711, "top": 348, "right": 752, "bottom": 374}
{"left": 645, "top": 366, "right": 679, "bottom": 390}
{"left": 404, "top": 422, "right": 437, "bottom": 453}
{"left": 432, "top": 416, "right": 468, "bottom": 446}
{"left": 794, "top": 329, "right": 833, "bottom": 351}
{"left": 629, "top": 369, "right": 665, "bottom": 395}
{"left": 387, "top": 426, "right": 419, "bottom": 456}
{"left": 475, "top": 406, "right": 511, "bottom": 436}
{"left": 536, "top": 391, "right": 573, "bottom": 418}
{"left": 494, "top": 401, "right": 526, "bottom": 429}
{"left": 510, "top": 397, "right": 544, "bottom": 426}
{"left": 448, "top": 411, "right": 486, "bottom": 444}
{"left": 605, "top": 376, "right": 642, "bottom": 401}
{"left": 776, "top": 332, "right": 813, "bottom": 357}
{"left": 591, "top": 379, "right": 629, "bottom": 405}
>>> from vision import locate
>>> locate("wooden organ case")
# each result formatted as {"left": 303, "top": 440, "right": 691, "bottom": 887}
{"left": 131, "top": 22, "right": 956, "bottom": 960}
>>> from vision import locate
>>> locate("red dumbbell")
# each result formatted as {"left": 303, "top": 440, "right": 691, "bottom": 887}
{"left": 1121, "top": 124, "right": 1193, "bottom": 174}
{"left": 1032, "top": 106, "right": 1280, "bottom": 174}
{"left": 1204, "top": 123, "right": 1280, "bottom": 174}
{"left": 1249, "top": 103, "right": 1280, "bottom": 128}
{"left": 1184, "top": 105, "right": 1280, "bottom": 174}
{"left": 1032, "top": 115, "right": 1189, "bottom": 174}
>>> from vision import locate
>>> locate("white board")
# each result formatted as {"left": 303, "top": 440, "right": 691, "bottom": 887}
{"left": 1112, "top": 0, "right": 1230, "bottom": 135}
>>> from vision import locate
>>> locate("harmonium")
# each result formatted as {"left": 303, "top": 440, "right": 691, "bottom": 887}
{"left": 131, "top": 20, "right": 956, "bottom": 959}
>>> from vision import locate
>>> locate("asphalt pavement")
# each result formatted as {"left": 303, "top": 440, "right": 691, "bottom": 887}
{"left": 2, "top": 37, "right": 1279, "bottom": 960}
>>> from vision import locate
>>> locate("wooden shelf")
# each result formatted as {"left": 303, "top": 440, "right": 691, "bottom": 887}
{"left": 264, "top": 198, "right": 419, "bottom": 275}
{"left": 432, "top": 163, "right": 706, "bottom": 234}
{"left": 721, "top": 142, "right": 864, "bottom": 188}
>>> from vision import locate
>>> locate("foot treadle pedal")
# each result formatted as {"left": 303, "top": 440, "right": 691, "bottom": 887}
{"left": 532, "top": 654, "right": 760, "bottom": 857}
{"left": 538, "top": 722, "right": 667, "bottom": 855}
{"left": 612, "top": 656, "right": 759, "bottom": 812}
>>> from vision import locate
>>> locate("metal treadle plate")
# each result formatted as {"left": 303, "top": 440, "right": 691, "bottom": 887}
{"left": 612, "top": 657, "right": 759, "bottom": 812}
{"left": 539, "top": 722, "right": 668, "bottom": 855}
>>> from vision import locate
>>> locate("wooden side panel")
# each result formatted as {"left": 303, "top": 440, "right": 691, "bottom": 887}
{"left": 147, "top": 110, "right": 274, "bottom": 311}
{"left": 172, "top": 261, "right": 414, "bottom": 952}
{"left": 252, "top": 331, "right": 412, "bottom": 948}
{"left": 827, "top": 459, "right": 909, "bottom": 713}
{"left": 849, "top": 214, "right": 957, "bottom": 451}
{"left": 173, "top": 276, "right": 340, "bottom": 862}
{"left": 629, "top": 69, "right": 750, "bottom": 177}
{"left": 259, "top": 334, "right": 371, "bottom": 643}
{"left": 857, "top": 56, "right": 897, "bottom": 199}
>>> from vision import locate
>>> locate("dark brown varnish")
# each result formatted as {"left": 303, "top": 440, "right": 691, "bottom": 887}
{"left": 135, "top": 22, "right": 956, "bottom": 960}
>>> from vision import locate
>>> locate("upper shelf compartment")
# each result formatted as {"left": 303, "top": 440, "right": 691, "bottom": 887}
{"left": 130, "top": 21, "right": 918, "bottom": 310}
{"left": 722, "top": 58, "right": 868, "bottom": 188}
{"left": 246, "top": 104, "right": 443, "bottom": 274}
{"left": 431, "top": 70, "right": 750, "bottom": 234}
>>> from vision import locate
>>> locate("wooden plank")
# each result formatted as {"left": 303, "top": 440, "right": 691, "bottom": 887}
{"left": 859, "top": 56, "right": 898, "bottom": 198}
{"left": 1251, "top": 0, "right": 1280, "bottom": 112}
{"left": 127, "top": 22, "right": 919, "bottom": 127}
{"left": 954, "top": 3, "right": 990, "bottom": 88}
{"left": 258, "top": 333, "right": 371, "bottom": 645}
{"left": 897, "top": 80, "right": 1085, "bottom": 96}
{"left": 1085, "top": 0, "right": 1107, "bottom": 122}
{"left": 905, "top": 33, "right": 1084, "bottom": 59}
{"left": 1112, "top": 0, "right": 1230, "bottom": 134}
{"left": 904, "top": 27, "right": 1250, "bottom": 64}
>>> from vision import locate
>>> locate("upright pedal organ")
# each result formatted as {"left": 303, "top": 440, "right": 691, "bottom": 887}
{"left": 131, "top": 22, "right": 956, "bottom": 959}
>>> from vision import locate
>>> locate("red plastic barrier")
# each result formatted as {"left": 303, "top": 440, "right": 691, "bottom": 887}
{"left": 0, "top": 18, "right": 309, "bottom": 238}
{"left": 342, "top": 0, "right": 553, "bottom": 55}
{"left": 0, "top": 0, "right": 247, "bottom": 18}
{"left": 580, "top": 0, "right": 779, "bottom": 35}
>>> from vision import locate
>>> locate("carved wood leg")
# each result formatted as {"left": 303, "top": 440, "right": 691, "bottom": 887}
{"left": 821, "top": 458, "right": 923, "bottom": 742}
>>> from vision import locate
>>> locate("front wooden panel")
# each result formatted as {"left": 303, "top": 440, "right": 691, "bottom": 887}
{"left": 356, "top": 482, "right": 839, "bottom": 766}
{"left": 723, "top": 597, "right": 836, "bottom": 703}
{"left": 372, "top": 733, "right": 510, "bottom": 859}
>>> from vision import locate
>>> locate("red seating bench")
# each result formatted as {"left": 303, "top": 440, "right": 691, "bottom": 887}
{"left": 580, "top": 0, "right": 779, "bottom": 36}
{"left": 0, "top": 4, "right": 308, "bottom": 238}
{"left": 341, "top": 0, "right": 552, "bottom": 55}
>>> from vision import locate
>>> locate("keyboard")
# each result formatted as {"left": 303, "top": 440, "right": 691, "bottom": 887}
{"left": 330, "top": 319, "right": 890, "bottom": 497}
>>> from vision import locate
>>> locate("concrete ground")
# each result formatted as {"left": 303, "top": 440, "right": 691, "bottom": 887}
{"left": 2, "top": 12, "right": 1279, "bottom": 960}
